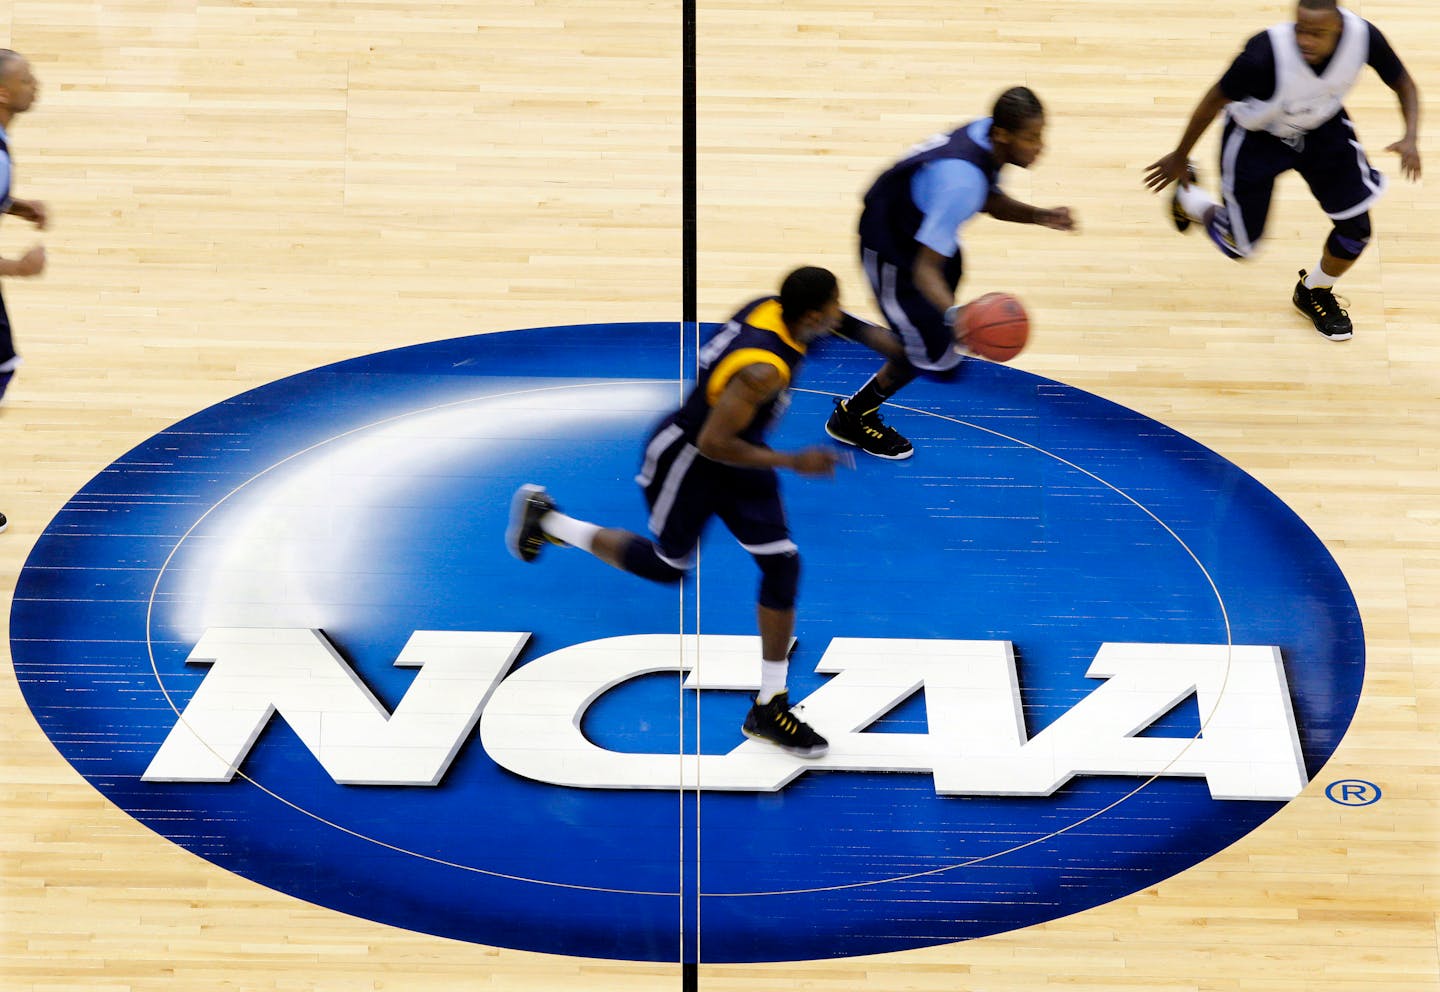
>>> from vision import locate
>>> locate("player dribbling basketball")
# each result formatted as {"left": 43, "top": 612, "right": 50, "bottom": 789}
{"left": 825, "top": 86, "right": 1077, "bottom": 461}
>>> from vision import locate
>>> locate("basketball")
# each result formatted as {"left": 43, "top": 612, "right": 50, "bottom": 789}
{"left": 960, "top": 292, "right": 1029, "bottom": 362}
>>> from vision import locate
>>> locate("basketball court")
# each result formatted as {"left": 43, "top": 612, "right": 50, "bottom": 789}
{"left": 2, "top": 2, "right": 1436, "bottom": 989}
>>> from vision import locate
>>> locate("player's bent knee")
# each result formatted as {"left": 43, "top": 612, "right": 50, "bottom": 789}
{"left": 1327, "top": 213, "right": 1372, "bottom": 261}
{"left": 757, "top": 551, "right": 800, "bottom": 610}
{"left": 622, "top": 536, "right": 688, "bottom": 583}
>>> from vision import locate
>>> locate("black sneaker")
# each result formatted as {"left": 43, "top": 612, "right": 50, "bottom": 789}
{"left": 1292, "top": 270, "right": 1353, "bottom": 341}
{"left": 506, "top": 484, "right": 561, "bottom": 562}
{"left": 825, "top": 399, "right": 913, "bottom": 460}
{"left": 742, "top": 691, "right": 828, "bottom": 758}
{"left": 1170, "top": 162, "right": 1199, "bottom": 232}
{"left": 0, "top": 511, "right": 7, "bottom": 534}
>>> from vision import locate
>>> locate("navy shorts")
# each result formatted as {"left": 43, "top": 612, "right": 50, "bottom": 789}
{"left": 1215, "top": 110, "right": 1387, "bottom": 257}
{"left": 858, "top": 243, "right": 966, "bottom": 373}
{"left": 633, "top": 420, "right": 795, "bottom": 568}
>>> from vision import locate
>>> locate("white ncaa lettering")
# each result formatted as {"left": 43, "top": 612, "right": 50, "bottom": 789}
{"left": 943, "top": 642, "right": 1308, "bottom": 801}
{"left": 145, "top": 630, "right": 1308, "bottom": 801}
{"left": 478, "top": 635, "right": 1019, "bottom": 790}
{"left": 142, "top": 627, "right": 526, "bottom": 784}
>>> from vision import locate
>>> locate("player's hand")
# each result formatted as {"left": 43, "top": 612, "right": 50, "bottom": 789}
{"left": 1036, "top": 206, "right": 1076, "bottom": 232}
{"left": 1385, "top": 136, "right": 1421, "bottom": 181}
{"left": 790, "top": 446, "right": 844, "bottom": 477}
{"left": 10, "top": 244, "right": 46, "bottom": 277}
{"left": 8, "top": 199, "right": 49, "bottom": 230}
{"left": 1143, "top": 151, "right": 1191, "bottom": 192}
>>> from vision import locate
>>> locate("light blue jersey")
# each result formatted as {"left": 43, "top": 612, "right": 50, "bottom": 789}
{"left": 909, "top": 119, "right": 993, "bottom": 257}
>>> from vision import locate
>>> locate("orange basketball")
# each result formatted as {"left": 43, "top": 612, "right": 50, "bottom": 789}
{"left": 961, "top": 292, "right": 1029, "bottom": 362}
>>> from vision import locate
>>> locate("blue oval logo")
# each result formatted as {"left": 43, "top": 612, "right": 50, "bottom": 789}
{"left": 10, "top": 323, "right": 1364, "bottom": 963}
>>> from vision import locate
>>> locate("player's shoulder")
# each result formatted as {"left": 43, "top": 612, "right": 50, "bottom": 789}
{"left": 916, "top": 156, "right": 989, "bottom": 201}
{"left": 1240, "top": 28, "right": 1275, "bottom": 60}
{"left": 727, "top": 295, "right": 778, "bottom": 326}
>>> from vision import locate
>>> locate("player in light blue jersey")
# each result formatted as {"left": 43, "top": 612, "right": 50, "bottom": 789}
{"left": 826, "top": 87, "right": 1076, "bottom": 459}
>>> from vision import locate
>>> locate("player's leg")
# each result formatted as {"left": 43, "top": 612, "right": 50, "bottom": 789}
{"left": 827, "top": 247, "right": 963, "bottom": 460}
{"left": 718, "top": 470, "right": 827, "bottom": 758}
{"left": 506, "top": 422, "right": 704, "bottom": 581}
{"left": 1291, "top": 113, "right": 1387, "bottom": 340}
{"left": 1196, "top": 118, "right": 1290, "bottom": 261}
{"left": 1172, "top": 118, "right": 1284, "bottom": 258}
{"left": 506, "top": 482, "right": 684, "bottom": 577}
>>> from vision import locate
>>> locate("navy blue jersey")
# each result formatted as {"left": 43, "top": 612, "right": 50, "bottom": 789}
{"left": 672, "top": 296, "right": 807, "bottom": 447}
{"left": 1220, "top": 20, "right": 1404, "bottom": 102}
{"left": 858, "top": 121, "right": 1002, "bottom": 265}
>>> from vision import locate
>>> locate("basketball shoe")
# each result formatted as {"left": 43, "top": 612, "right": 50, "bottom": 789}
{"left": 825, "top": 399, "right": 913, "bottom": 460}
{"left": 742, "top": 691, "right": 829, "bottom": 758}
{"left": 506, "top": 484, "right": 564, "bottom": 562}
{"left": 0, "top": 511, "right": 8, "bottom": 534}
{"left": 1292, "top": 271, "right": 1353, "bottom": 341}
{"left": 1170, "top": 162, "right": 1199, "bottom": 233}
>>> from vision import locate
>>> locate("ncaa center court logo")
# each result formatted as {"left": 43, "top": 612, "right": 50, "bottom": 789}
{"left": 10, "top": 323, "right": 1364, "bottom": 964}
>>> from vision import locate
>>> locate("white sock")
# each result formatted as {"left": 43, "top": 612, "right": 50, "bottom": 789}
{"left": 1176, "top": 184, "right": 1219, "bottom": 222}
{"left": 538, "top": 511, "right": 600, "bottom": 552}
{"left": 756, "top": 659, "right": 789, "bottom": 705}
{"left": 1304, "top": 266, "right": 1337, "bottom": 290}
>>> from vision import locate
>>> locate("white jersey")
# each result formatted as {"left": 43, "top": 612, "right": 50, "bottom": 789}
{"left": 1227, "top": 7, "right": 1369, "bottom": 142}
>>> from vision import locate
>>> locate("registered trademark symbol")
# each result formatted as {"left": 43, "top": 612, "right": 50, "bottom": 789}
{"left": 1325, "top": 779, "right": 1381, "bottom": 806}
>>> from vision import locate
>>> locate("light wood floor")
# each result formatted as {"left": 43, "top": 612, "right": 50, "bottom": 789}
{"left": 2, "top": 0, "right": 1436, "bottom": 988}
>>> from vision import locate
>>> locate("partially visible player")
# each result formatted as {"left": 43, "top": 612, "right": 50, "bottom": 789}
{"left": 825, "top": 86, "right": 1076, "bottom": 460}
{"left": 1, "top": 50, "right": 49, "bottom": 539}
{"left": 508, "top": 266, "right": 893, "bottom": 758}
{"left": 1144, "top": 0, "right": 1421, "bottom": 341}
{"left": 1, "top": 49, "right": 48, "bottom": 405}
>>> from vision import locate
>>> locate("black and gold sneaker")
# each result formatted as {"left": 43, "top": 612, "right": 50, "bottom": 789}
{"left": 506, "top": 484, "right": 562, "bottom": 562}
{"left": 742, "top": 691, "right": 829, "bottom": 758}
{"left": 1170, "top": 161, "right": 1199, "bottom": 232}
{"left": 825, "top": 398, "right": 913, "bottom": 460}
{"left": 1292, "top": 270, "right": 1354, "bottom": 341}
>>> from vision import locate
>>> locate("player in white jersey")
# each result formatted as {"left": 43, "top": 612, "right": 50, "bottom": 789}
{"left": 1144, "top": 0, "right": 1420, "bottom": 341}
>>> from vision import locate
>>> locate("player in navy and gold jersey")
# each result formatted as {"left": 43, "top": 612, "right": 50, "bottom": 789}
{"left": 1145, "top": 0, "right": 1421, "bottom": 341}
{"left": 825, "top": 86, "right": 1076, "bottom": 460}
{"left": 508, "top": 266, "right": 893, "bottom": 757}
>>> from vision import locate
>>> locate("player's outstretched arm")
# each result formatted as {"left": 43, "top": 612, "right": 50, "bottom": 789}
{"left": 5, "top": 198, "right": 49, "bottom": 230}
{"left": 698, "top": 364, "right": 837, "bottom": 476}
{"left": 835, "top": 312, "right": 905, "bottom": 362}
{"left": 983, "top": 190, "right": 1077, "bottom": 231}
{"left": 1384, "top": 68, "right": 1422, "bottom": 181}
{"left": 0, "top": 244, "right": 45, "bottom": 277}
{"left": 1145, "top": 82, "right": 1229, "bottom": 191}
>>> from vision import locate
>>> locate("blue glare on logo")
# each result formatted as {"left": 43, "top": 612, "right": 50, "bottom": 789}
{"left": 10, "top": 323, "right": 1364, "bottom": 963}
